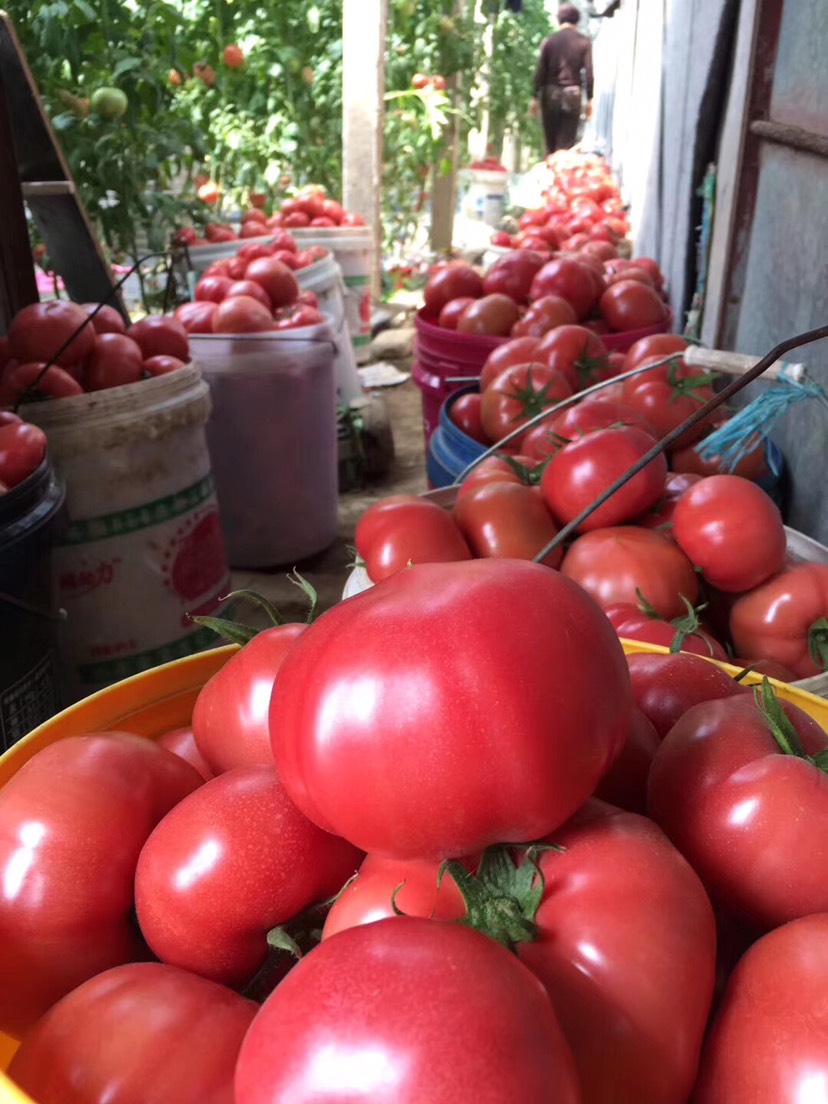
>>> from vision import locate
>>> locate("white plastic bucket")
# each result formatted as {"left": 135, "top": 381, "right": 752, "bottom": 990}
{"left": 460, "top": 169, "right": 509, "bottom": 227}
{"left": 296, "top": 254, "right": 363, "bottom": 402}
{"left": 184, "top": 234, "right": 274, "bottom": 276}
{"left": 19, "top": 365, "right": 231, "bottom": 702}
{"left": 292, "top": 227, "right": 375, "bottom": 363}
{"left": 190, "top": 325, "right": 339, "bottom": 569}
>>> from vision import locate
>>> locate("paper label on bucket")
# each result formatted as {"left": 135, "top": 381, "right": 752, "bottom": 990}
{"left": 55, "top": 474, "right": 230, "bottom": 694}
{"left": 0, "top": 651, "right": 61, "bottom": 752}
{"left": 343, "top": 274, "right": 371, "bottom": 348}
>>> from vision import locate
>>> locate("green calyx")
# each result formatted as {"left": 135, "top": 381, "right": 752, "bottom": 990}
{"left": 189, "top": 574, "right": 319, "bottom": 645}
{"left": 635, "top": 589, "right": 714, "bottom": 656}
{"left": 505, "top": 367, "right": 566, "bottom": 423}
{"left": 808, "top": 617, "right": 828, "bottom": 672}
{"left": 754, "top": 677, "right": 828, "bottom": 773}
{"left": 574, "top": 347, "right": 610, "bottom": 388}
{"left": 666, "top": 362, "right": 718, "bottom": 405}
{"left": 441, "top": 843, "right": 562, "bottom": 950}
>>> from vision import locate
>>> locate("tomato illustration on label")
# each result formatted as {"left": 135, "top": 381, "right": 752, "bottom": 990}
{"left": 358, "top": 290, "right": 372, "bottom": 329}
{"left": 163, "top": 510, "right": 229, "bottom": 603}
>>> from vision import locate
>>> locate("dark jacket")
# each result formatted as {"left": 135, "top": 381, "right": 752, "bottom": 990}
{"left": 533, "top": 26, "right": 594, "bottom": 100}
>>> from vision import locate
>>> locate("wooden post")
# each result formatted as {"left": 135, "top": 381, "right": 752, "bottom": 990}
{"left": 429, "top": 72, "right": 462, "bottom": 252}
{"left": 342, "top": 0, "right": 387, "bottom": 299}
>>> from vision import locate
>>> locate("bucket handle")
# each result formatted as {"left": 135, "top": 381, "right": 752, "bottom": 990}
{"left": 0, "top": 592, "right": 67, "bottom": 623}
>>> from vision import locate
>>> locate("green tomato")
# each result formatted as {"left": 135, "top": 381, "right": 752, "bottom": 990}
{"left": 90, "top": 87, "right": 128, "bottom": 119}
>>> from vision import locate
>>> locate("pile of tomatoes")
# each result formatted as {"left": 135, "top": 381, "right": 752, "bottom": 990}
{"left": 0, "top": 301, "right": 192, "bottom": 404}
{"left": 176, "top": 233, "right": 326, "bottom": 335}
{"left": 3, "top": 542, "right": 828, "bottom": 1100}
{"left": 0, "top": 411, "right": 48, "bottom": 492}
{"left": 424, "top": 247, "right": 669, "bottom": 340}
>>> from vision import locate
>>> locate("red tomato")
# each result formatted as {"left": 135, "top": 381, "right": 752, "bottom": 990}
{"left": 605, "top": 601, "right": 729, "bottom": 660}
{"left": 340, "top": 211, "right": 366, "bottom": 226}
{"left": 0, "top": 361, "right": 83, "bottom": 405}
{"left": 175, "top": 301, "right": 218, "bottom": 334}
{"left": 669, "top": 427, "right": 770, "bottom": 481}
{"left": 600, "top": 280, "right": 669, "bottom": 332}
{"left": 203, "top": 221, "right": 234, "bottom": 240}
{"left": 8, "top": 962, "right": 257, "bottom": 1104}
{"left": 267, "top": 230, "right": 298, "bottom": 253}
{"left": 694, "top": 914, "right": 828, "bottom": 1103}
{"left": 192, "top": 623, "right": 306, "bottom": 773}
{"left": 243, "top": 257, "right": 300, "bottom": 309}
{"left": 212, "top": 295, "right": 275, "bottom": 333}
{"left": 437, "top": 296, "right": 475, "bottom": 329}
{"left": 482, "top": 250, "right": 547, "bottom": 303}
{"left": 648, "top": 690, "right": 828, "bottom": 928}
{"left": 540, "top": 425, "right": 667, "bottom": 531}
{"left": 626, "top": 651, "right": 746, "bottom": 739}
{"left": 9, "top": 301, "right": 95, "bottom": 368}
{"left": 594, "top": 708, "right": 660, "bottom": 814}
{"left": 621, "top": 356, "right": 715, "bottom": 447}
{"left": 235, "top": 917, "right": 581, "bottom": 1103}
{"left": 537, "top": 324, "right": 611, "bottom": 391}
{"left": 225, "top": 278, "right": 275, "bottom": 309}
{"left": 622, "top": 333, "right": 687, "bottom": 373}
{"left": 274, "top": 305, "right": 324, "bottom": 330}
{"left": 128, "top": 316, "right": 190, "bottom": 361}
{"left": 561, "top": 526, "right": 700, "bottom": 618}
{"left": 456, "top": 293, "right": 520, "bottom": 337}
{"left": 448, "top": 391, "right": 488, "bottom": 443}
{"left": 157, "top": 726, "right": 214, "bottom": 781}
{"left": 195, "top": 275, "right": 232, "bottom": 303}
{"left": 355, "top": 495, "right": 472, "bottom": 582}
{"left": 0, "top": 733, "right": 202, "bottom": 1037}
{"left": 269, "top": 559, "right": 631, "bottom": 858}
{"left": 135, "top": 766, "right": 362, "bottom": 987}
{"left": 672, "top": 475, "right": 786, "bottom": 592}
{"left": 80, "top": 302, "right": 127, "bottom": 335}
{"left": 282, "top": 211, "right": 311, "bottom": 228}
{"left": 580, "top": 239, "right": 617, "bottom": 262}
{"left": 423, "top": 263, "right": 484, "bottom": 315}
{"left": 603, "top": 265, "right": 656, "bottom": 288}
{"left": 546, "top": 397, "right": 655, "bottom": 439}
{"left": 729, "top": 563, "right": 828, "bottom": 678}
{"left": 143, "top": 355, "right": 187, "bottom": 376}
{"left": 518, "top": 802, "right": 716, "bottom": 1104}
{"left": 0, "top": 421, "right": 47, "bottom": 487}
{"left": 453, "top": 481, "right": 563, "bottom": 567}
{"left": 530, "top": 257, "right": 604, "bottom": 320}
{"left": 511, "top": 294, "right": 578, "bottom": 338}
{"left": 239, "top": 221, "right": 269, "bottom": 239}
{"left": 455, "top": 454, "right": 528, "bottom": 497}
{"left": 480, "top": 362, "right": 573, "bottom": 444}
{"left": 630, "top": 255, "right": 665, "bottom": 288}
{"left": 479, "top": 336, "right": 542, "bottom": 391}
{"left": 85, "top": 333, "right": 144, "bottom": 391}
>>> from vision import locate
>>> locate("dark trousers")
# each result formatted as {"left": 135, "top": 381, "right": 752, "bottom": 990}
{"left": 540, "top": 85, "right": 582, "bottom": 154}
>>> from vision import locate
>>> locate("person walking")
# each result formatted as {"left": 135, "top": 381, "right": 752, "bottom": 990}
{"left": 530, "top": 5, "right": 594, "bottom": 155}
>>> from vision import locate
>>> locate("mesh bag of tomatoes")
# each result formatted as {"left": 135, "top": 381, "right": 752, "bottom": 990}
{"left": 5, "top": 553, "right": 828, "bottom": 1100}
{"left": 175, "top": 232, "right": 326, "bottom": 335}
{"left": 423, "top": 236, "right": 669, "bottom": 341}
{"left": 357, "top": 330, "right": 817, "bottom": 681}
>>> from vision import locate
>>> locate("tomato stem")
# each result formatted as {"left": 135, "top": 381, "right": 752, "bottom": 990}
{"left": 753, "top": 678, "right": 817, "bottom": 764}
{"left": 808, "top": 617, "right": 828, "bottom": 672}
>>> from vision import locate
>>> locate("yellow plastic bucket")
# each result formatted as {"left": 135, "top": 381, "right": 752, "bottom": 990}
{"left": 1, "top": 640, "right": 827, "bottom": 1102}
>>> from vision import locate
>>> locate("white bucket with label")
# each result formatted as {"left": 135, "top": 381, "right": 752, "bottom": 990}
{"left": 292, "top": 227, "right": 375, "bottom": 363}
{"left": 190, "top": 325, "right": 339, "bottom": 569}
{"left": 296, "top": 253, "right": 363, "bottom": 402}
{"left": 460, "top": 168, "right": 509, "bottom": 227}
{"left": 19, "top": 365, "right": 231, "bottom": 703}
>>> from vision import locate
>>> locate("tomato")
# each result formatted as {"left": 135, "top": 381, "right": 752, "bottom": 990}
{"left": 546, "top": 397, "right": 655, "bottom": 440}
{"left": 603, "top": 265, "right": 655, "bottom": 288}
{"left": 482, "top": 250, "right": 547, "bottom": 303}
{"left": 626, "top": 652, "right": 746, "bottom": 740}
{"left": 448, "top": 390, "right": 488, "bottom": 443}
{"left": 561, "top": 526, "right": 700, "bottom": 618}
{"left": 672, "top": 474, "right": 786, "bottom": 592}
{"left": 456, "top": 293, "right": 520, "bottom": 337}
{"left": 630, "top": 256, "right": 665, "bottom": 288}
{"left": 453, "top": 481, "right": 562, "bottom": 567}
{"left": 730, "top": 657, "right": 799, "bottom": 682}
{"left": 621, "top": 333, "right": 687, "bottom": 373}
{"left": 203, "top": 221, "right": 234, "bottom": 240}
{"left": 212, "top": 295, "right": 274, "bottom": 334}
{"left": 0, "top": 733, "right": 202, "bottom": 1037}
{"left": 540, "top": 425, "right": 666, "bottom": 531}
{"left": 422, "top": 263, "right": 484, "bottom": 315}
{"left": 355, "top": 496, "right": 472, "bottom": 582}
{"left": 0, "top": 361, "right": 84, "bottom": 404}
{"left": 605, "top": 602, "right": 729, "bottom": 660}
{"left": 8, "top": 962, "right": 257, "bottom": 1104}
{"left": 143, "top": 354, "right": 186, "bottom": 376}
{"left": 693, "top": 914, "right": 828, "bottom": 1103}
{"left": 321, "top": 854, "right": 467, "bottom": 940}
{"left": 80, "top": 302, "right": 127, "bottom": 335}
{"left": 268, "top": 230, "right": 298, "bottom": 253}
{"left": 729, "top": 563, "right": 828, "bottom": 678}
{"left": 282, "top": 211, "right": 310, "bottom": 228}
{"left": 341, "top": 211, "right": 366, "bottom": 226}
{"left": 600, "top": 280, "right": 669, "bottom": 332}
{"left": 274, "top": 305, "right": 324, "bottom": 330}
{"left": 537, "top": 324, "right": 611, "bottom": 391}
{"left": 84, "top": 332, "right": 144, "bottom": 391}
{"left": 593, "top": 708, "right": 660, "bottom": 814}
{"left": 580, "top": 239, "right": 617, "bottom": 262}
{"left": 135, "top": 766, "right": 361, "bottom": 988}
{"left": 175, "top": 301, "right": 218, "bottom": 334}
{"left": 510, "top": 294, "right": 578, "bottom": 337}
{"left": 437, "top": 296, "right": 475, "bottom": 329}
{"left": 669, "top": 426, "right": 770, "bottom": 481}
{"left": 491, "top": 230, "right": 514, "bottom": 247}
{"left": 173, "top": 225, "right": 196, "bottom": 244}
{"left": 9, "top": 301, "right": 95, "bottom": 367}
{"left": 157, "top": 726, "right": 214, "bottom": 780}
{"left": 195, "top": 275, "right": 232, "bottom": 303}
{"left": 0, "top": 421, "right": 47, "bottom": 487}
{"left": 129, "top": 315, "right": 190, "bottom": 361}
{"left": 192, "top": 624, "right": 307, "bottom": 772}
{"left": 235, "top": 917, "right": 581, "bottom": 1104}
{"left": 529, "top": 257, "right": 604, "bottom": 320}
{"left": 516, "top": 802, "right": 716, "bottom": 1103}
{"left": 480, "top": 362, "right": 572, "bottom": 444}
{"left": 270, "top": 559, "right": 631, "bottom": 858}
{"left": 454, "top": 454, "right": 527, "bottom": 497}
{"left": 240, "top": 256, "right": 298, "bottom": 309}
{"left": 621, "top": 356, "right": 715, "bottom": 447}
{"left": 648, "top": 689, "right": 828, "bottom": 928}
{"left": 479, "top": 335, "right": 542, "bottom": 391}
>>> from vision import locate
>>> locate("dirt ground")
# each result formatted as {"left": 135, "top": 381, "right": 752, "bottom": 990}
{"left": 230, "top": 335, "right": 428, "bottom": 625}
